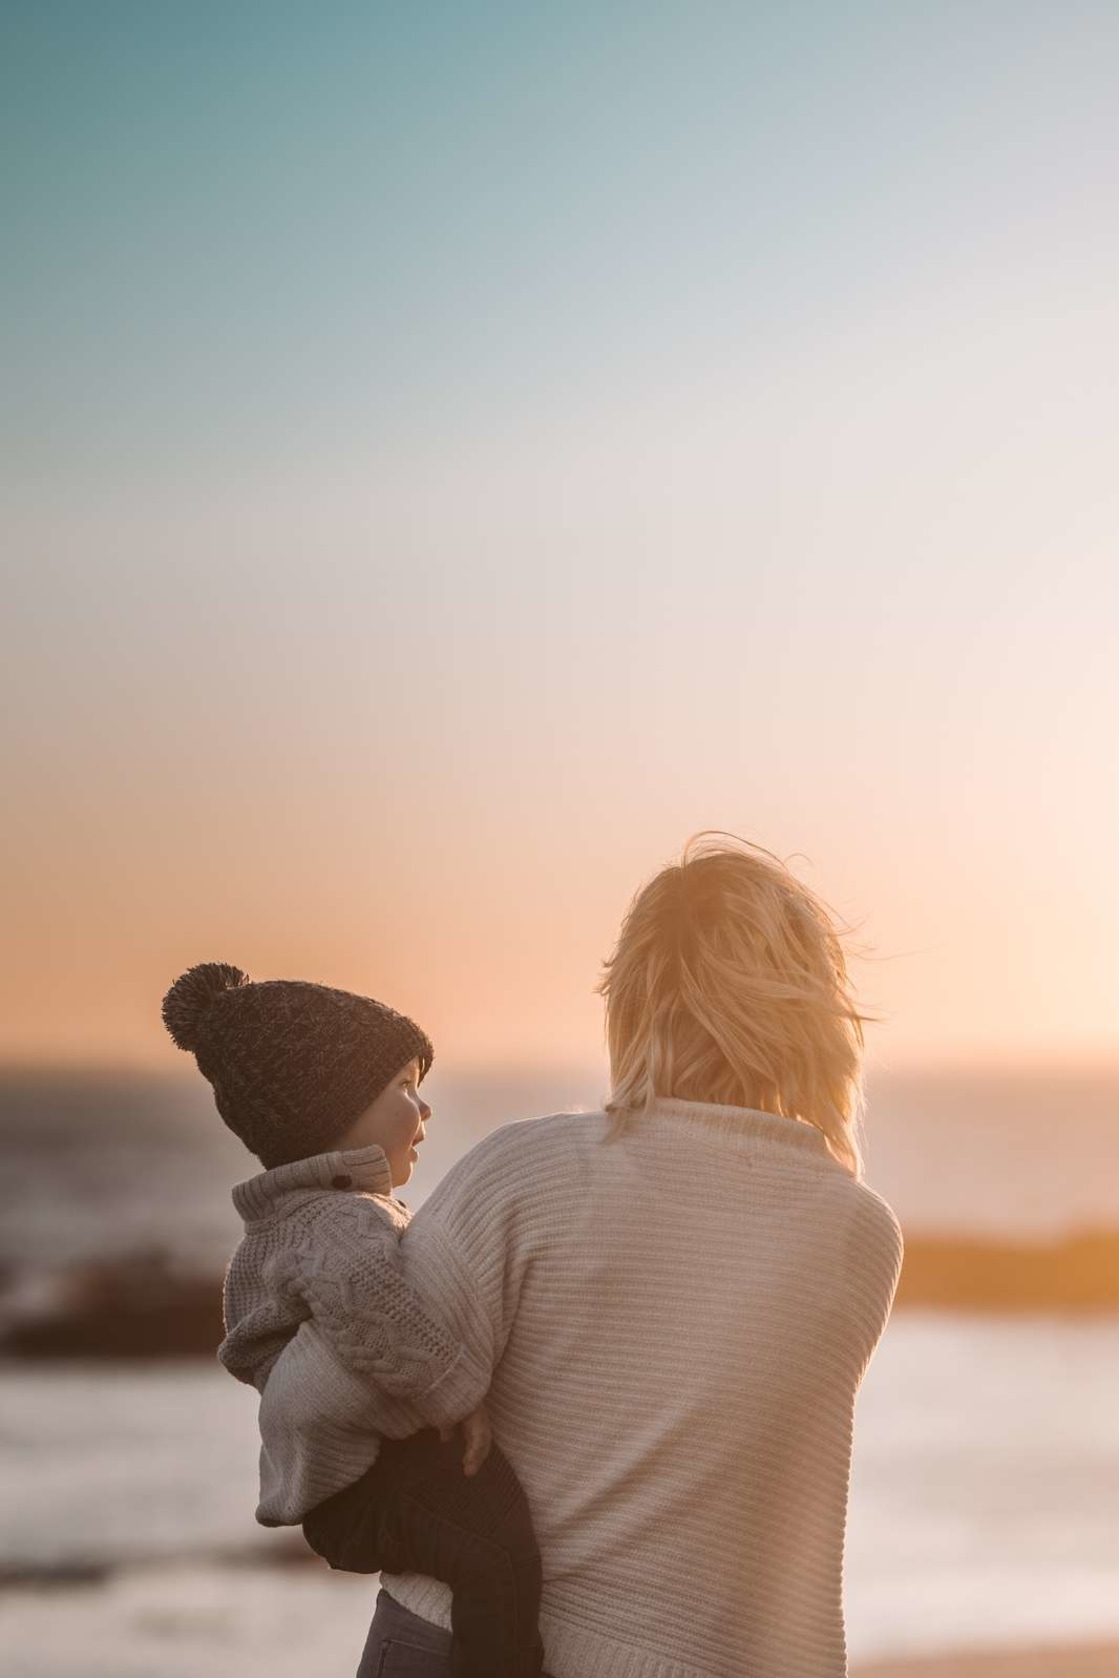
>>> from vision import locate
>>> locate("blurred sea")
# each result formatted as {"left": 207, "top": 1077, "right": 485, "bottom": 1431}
{"left": 1, "top": 1065, "right": 1118, "bottom": 1677}
{"left": 4, "top": 1062, "right": 1119, "bottom": 1274}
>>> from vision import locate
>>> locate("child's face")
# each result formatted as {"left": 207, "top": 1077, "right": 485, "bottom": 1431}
{"left": 335, "top": 1058, "right": 430, "bottom": 1187}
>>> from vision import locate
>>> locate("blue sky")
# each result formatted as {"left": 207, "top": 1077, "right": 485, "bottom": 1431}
{"left": 10, "top": 2, "right": 1118, "bottom": 470}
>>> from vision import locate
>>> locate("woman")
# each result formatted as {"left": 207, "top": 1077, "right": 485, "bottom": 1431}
{"left": 324, "top": 835, "right": 902, "bottom": 1678}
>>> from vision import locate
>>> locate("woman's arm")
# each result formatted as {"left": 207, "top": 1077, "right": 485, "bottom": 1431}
{"left": 343, "top": 1121, "right": 535, "bottom": 1435}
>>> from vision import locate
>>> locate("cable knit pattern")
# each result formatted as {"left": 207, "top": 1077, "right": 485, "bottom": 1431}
{"left": 356, "top": 1101, "right": 902, "bottom": 1678}
{"left": 219, "top": 1142, "right": 487, "bottom": 1524}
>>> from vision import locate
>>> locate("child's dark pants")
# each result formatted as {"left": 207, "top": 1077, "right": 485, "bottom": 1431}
{"left": 301, "top": 1429, "right": 544, "bottom": 1678}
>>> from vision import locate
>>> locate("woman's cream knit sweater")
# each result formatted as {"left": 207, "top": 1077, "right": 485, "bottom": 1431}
{"left": 348, "top": 1098, "right": 903, "bottom": 1678}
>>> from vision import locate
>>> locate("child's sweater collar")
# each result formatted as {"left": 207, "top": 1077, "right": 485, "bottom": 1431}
{"left": 231, "top": 1143, "right": 394, "bottom": 1222}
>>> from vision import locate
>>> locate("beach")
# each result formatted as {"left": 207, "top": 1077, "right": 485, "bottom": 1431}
{"left": 4, "top": 1560, "right": 1114, "bottom": 1678}
{"left": 3, "top": 1315, "right": 1117, "bottom": 1677}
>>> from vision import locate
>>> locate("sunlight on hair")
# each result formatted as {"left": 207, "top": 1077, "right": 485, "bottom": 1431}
{"left": 599, "top": 834, "right": 867, "bottom": 1175}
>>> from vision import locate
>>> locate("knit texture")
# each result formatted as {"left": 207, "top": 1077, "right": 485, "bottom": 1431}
{"left": 219, "top": 1143, "right": 487, "bottom": 1524}
{"left": 336, "top": 1100, "right": 902, "bottom": 1678}
{"left": 162, "top": 963, "right": 434, "bottom": 1168}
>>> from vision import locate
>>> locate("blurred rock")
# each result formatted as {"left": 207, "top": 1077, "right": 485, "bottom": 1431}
{"left": 0, "top": 1248, "right": 224, "bottom": 1359}
{"left": 1, "top": 1228, "right": 1117, "bottom": 1364}
{"left": 898, "top": 1229, "right": 1119, "bottom": 1311}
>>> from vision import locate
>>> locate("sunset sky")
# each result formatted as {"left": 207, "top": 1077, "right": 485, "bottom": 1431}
{"left": 4, "top": 2, "right": 1118, "bottom": 1072}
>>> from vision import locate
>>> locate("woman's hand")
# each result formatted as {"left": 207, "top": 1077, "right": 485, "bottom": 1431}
{"left": 438, "top": 1403, "right": 492, "bottom": 1476}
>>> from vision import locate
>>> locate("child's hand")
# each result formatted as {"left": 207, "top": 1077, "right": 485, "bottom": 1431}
{"left": 437, "top": 1404, "right": 492, "bottom": 1476}
{"left": 460, "top": 1404, "right": 492, "bottom": 1476}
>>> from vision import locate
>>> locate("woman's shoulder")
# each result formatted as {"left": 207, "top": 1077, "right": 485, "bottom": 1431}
{"left": 420, "top": 1111, "right": 608, "bottom": 1226}
{"left": 457, "top": 1108, "right": 609, "bottom": 1178}
{"left": 849, "top": 1176, "right": 903, "bottom": 1246}
{"left": 402, "top": 1113, "right": 605, "bottom": 1267}
{"left": 841, "top": 1177, "right": 905, "bottom": 1310}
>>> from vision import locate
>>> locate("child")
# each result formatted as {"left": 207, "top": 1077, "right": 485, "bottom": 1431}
{"left": 162, "top": 961, "right": 544, "bottom": 1678}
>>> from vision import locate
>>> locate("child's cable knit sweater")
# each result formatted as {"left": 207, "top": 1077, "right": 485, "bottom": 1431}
{"left": 219, "top": 1143, "right": 486, "bottom": 1525}
{"left": 282, "top": 1102, "right": 903, "bottom": 1678}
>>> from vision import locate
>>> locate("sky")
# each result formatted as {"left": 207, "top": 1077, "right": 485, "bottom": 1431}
{"left": 3, "top": 1, "right": 1118, "bottom": 1072}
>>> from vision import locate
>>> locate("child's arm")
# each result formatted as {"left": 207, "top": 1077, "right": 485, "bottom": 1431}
{"left": 281, "top": 1194, "right": 490, "bottom": 1419}
{"left": 256, "top": 1309, "right": 493, "bottom": 1490}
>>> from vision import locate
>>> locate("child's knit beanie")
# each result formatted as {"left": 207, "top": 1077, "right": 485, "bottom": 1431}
{"left": 161, "top": 962, "right": 433, "bottom": 1169}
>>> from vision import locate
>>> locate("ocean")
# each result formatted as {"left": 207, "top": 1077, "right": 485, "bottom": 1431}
{"left": 2, "top": 1065, "right": 1117, "bottom": 1676}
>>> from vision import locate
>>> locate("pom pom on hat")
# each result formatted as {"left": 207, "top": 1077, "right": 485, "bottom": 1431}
{"left": 162, "top": 962, "right": 250, "bottom": 1051}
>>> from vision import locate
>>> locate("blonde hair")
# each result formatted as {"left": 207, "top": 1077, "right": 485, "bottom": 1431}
{"left": 599, "top": 834, "right": 866, "bottom": 1176}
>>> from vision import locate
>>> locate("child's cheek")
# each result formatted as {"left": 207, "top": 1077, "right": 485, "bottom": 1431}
{"left": 391, "top": 1101, "right": 418, "bottom": 1151}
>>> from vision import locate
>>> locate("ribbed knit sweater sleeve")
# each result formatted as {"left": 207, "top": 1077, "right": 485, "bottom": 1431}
{"left": 343, "top": 1124, "right": 535, "bottom": 1435}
